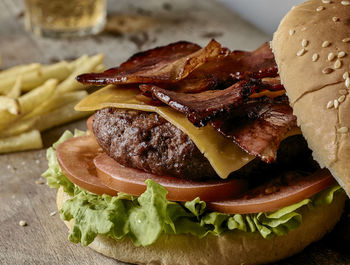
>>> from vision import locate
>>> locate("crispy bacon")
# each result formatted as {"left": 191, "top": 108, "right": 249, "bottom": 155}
{"left": 141, "top": 82, "right": 247, "bottom": 126}
{"left": 142, "top": 79, "right": 284, "bottom": 127}
{"left": 170, "top": 42, "right": 278, "bottom": 93}
{"left": 76, "top": 40, "right": 226, "bottom": 85}
{"left": 211, "top": 100, "right": 297, "bottom": 163}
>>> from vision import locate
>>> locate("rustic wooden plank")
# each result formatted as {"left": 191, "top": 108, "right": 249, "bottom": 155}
{"left": 0, "top": 0, "right": 349, "bottom": 264}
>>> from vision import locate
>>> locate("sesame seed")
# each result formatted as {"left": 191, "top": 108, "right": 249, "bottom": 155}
{"left": 322, "top": 41, "right": 331, "bottom": 48}
{"left": 328, "top": 52, "right": 336, "bottom": 61}
{"left": 323, "top": 0, "right": 331, "bottom": 3}
{"left": 338, "top": 127, "right": 349, "bottom": 133}
{"left": 327, "top": 100, "right": 334, "bottom": 109}
{"left": 312, "top": 53, "right": 319, "bottom": 62}
{"left": 302, "top": 39, "right": 309, "bottom": 47}
{"left": 334, "top": 99, "right": 339, "bottom": 109}
{"left": 297, "top": 48, "right": 307, "bottom": 56}
{"left": 19, "top": 220, "right": 27, "bottom": 227}
{"left": 338, "top": 51, "right": 346, "bottom": 58}
{"left": 343, "top": 72, "right": 349, "bottom": 79}
{"left": 345, "top": 77, "right": 350, "bottom": 88}
{"left": 332, "top": 17, "right": 340, "bottom": 22}
{"left": 334, "top": 59, "right": 342, "bottom": 69}
{"left": 343, "top": 38, "right": 350, "bottom": 43}
{"left": 339, "top": 89, "right": 348, "bottom": 95}
{"left": 50, "top": 211, "right": 57, "bottom": 216}
{"left": 289, "top": 29, "right": 295, "bottom": 36}
{"left": 322, "top": 67, "right": 334, "bottom": 74}
{"left": 341, "top": 1, "right": 350, "bottom": 5}
{"left": 316, "top": 6, "right": 325, "bottom": 11}
{"left": 338, "top": 95, "right": 346, "bottom": 103}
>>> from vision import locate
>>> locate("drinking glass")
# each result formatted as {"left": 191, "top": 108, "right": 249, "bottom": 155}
{"left": 24, "top": 0, "right": 107, "bottom": 38}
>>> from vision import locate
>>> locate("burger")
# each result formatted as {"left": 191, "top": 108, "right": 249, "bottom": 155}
{"left": 42, "top": 1, "right": 350, "bottom": 264}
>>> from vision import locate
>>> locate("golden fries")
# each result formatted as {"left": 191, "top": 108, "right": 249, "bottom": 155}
{"left": 0, "top": 61, "right": 70, "bottom": 94}
{"left": 19, "top": 79, "right": 58, "bottom": 115}
{"left": 26, "top": 90, "right": 88, "bottom": 119}
{"left": 6, "top": 76, "right": 22, "bottom": 98}
{"left": 56, "top": 54, "right": 104, "bottom": 93}
{"left": 36, "top": 101, "right": 92, "bottom": 132}
{"left": 0, "top": 54, "right": 104, "bottom": 153}
{"left": 0, "top": 96, "right": 20, "bottom": 115}
{"left": 0, "top": 63, "right": 40, "bottom": 79}
{"left": 0, "top": 130, "right": 43, "bottom": 153}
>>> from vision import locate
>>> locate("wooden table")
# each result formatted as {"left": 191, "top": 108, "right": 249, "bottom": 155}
{"left": 0, "top": 0, "right": 349, "bottom": 264}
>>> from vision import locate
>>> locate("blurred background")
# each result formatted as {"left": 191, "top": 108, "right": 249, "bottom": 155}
{"left": 1, "top": 0, "right": 304, "bottom": 69}
{"left": 218, "top": 0, "right": 305, "bottom": 34}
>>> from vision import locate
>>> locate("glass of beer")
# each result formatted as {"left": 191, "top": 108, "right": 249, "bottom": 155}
{"left": 24, "top": 0, "right": 106, "bottom": 38}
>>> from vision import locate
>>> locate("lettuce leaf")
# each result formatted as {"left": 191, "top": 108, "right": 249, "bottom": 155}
{"left": 43, "top": 130, "right": 343, "bottom": 247}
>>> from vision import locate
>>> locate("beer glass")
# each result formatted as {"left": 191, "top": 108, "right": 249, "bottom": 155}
{"left": 24, "top": 0, "right": 107, "bottom": 38}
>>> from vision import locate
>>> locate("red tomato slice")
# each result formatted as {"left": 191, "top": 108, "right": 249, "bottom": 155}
{"left": 94, "top": 153, "right": 248, "bottom": 202}
{"left": 56, "top": 136, "right": 118, "bottom": 196}
{"left": 207, "top": 169, "right": 336, "bottom": 214}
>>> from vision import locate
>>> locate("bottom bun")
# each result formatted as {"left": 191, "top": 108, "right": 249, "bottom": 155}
{"left": 56, "top": 188, "right": 346, "bottom": 265}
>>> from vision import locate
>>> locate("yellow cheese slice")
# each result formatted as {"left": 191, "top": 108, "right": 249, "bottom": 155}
{"left": 75, "top": 85, "right": 255, "bottom": 179}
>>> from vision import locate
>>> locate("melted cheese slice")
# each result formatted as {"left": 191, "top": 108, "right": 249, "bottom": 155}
{"left": 75, "top": 85, "right": 255, "bottom": 179}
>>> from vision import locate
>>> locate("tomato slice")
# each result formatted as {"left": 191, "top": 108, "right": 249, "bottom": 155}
{"left": 56, "top": 136, "right": 118, "bottom": 196}
{"left": 207, "top": 169, "right": 336, "bottom": 214}
{"left": 56, "top": 134, "right": 337, "bottom": 214}
{"left": 94, "top": 153, "right": 248, "bottom": 202}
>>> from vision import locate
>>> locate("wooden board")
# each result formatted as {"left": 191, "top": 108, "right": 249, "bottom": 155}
{"left": 0, "top": 0, "right": 349, "bottom": 264}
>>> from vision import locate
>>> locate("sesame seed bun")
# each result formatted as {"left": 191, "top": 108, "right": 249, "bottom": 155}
{"left": 57, "top": 187, "right": 345, "bottom": 265}
{"left": 272, "top": 0, "right": 350, "bottom": 197}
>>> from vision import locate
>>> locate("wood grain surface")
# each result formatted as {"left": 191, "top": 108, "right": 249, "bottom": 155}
{"left": 0, "top": 0, "right": 349, "bottom": 264}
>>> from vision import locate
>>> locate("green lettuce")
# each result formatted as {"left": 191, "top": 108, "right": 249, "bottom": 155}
{"left": 42, "top": 131, "right": 343, "bottom": 247}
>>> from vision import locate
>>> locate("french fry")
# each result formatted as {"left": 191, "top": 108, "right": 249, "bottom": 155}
{"left": 0, "top": 54, "right": 105, "bottom": 153}
{"left": 0, "top": 130, "right": 43, "bottom": 153}
{"left": 19, "top": 79, "right": 58, "bottom": 114}
{"left": 68, "top": 54, "right": 88, "bottom": 72}
{"left": 0, "top": 96, "right": 20, "bottom": 115}
{"left": 0, "top": 117, "right": 38, "bottom": 138}
{"left": 0, "top": 63, "right": 40, "bottom": 79}
{"left": 6, "top": 76, "right": 22, "bottom": 98}
{"left": 0, "top": 91, "right": 88, "bottom": 137}
{"left": 94, "top": 64, "right": 106, "bottom": 73}
{"left": 26, "top": 90, "right": 88, "bottom": 118}
{"left": 0, "top": 79, "right": 58, "bottom": 130}
{"left": 56, "top": 54, "right": 104, "bottom": 93}
{"left": 35, "top": 101, "right": 92, "bottom": 132}
{"left": 0, "top": 61, "right": 71, "bottom": 94}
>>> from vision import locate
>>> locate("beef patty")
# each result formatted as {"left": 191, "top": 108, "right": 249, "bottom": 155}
{"left": 93, "top": 108, "right": 316, "bottom": 181}
{"left": 93, "top": 108, "right": 217, "bottom": 180}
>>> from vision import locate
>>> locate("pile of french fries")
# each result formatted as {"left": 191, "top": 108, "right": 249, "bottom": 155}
{"left": 0, "top": 54, "right": 105, "bottom": 153}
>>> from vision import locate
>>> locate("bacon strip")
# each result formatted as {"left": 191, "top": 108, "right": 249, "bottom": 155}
{"left": 141, "top": 82, "right": 247, "bottom": 127}
{"left": 76, "top": 40, "right": 225, "bottom": 85}
{"left": 142, "top": 79, "right": 283, "bottom": 127}
{"left": 170, "top": 42, "right": 278, "bottom": 93}
{"left": 211, "top": 100, "right": 297, "bottom": 163}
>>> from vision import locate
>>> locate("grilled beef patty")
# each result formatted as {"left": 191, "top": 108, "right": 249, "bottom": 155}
{"left": 93, "top": 108, "right": 317, "bottom": 181}
{"left": 93, "top": 108, "right": 217, "bottom": 180}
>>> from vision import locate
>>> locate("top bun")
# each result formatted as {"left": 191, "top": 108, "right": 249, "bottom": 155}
{"left": 272, "top": 0, "right": 350, "bottom": 197}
